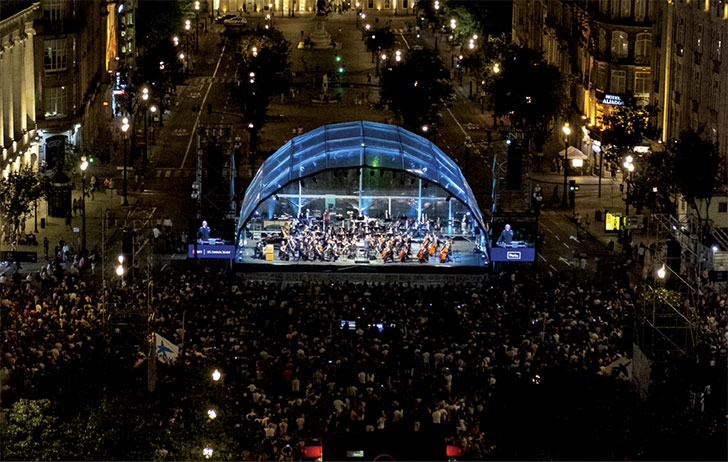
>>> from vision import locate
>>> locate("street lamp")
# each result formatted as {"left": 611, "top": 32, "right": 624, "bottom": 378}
{"left": 657, "top": 265, "right": 666, "bottom": 279}
{"left": 562, "top": 123, "right": 571, "bottom": 208}
{"left": 212, "top": 369, "right": 222, "bottom": 381}
{"left": 194, "top": 1, "right": 200, "bottom": 52}
{"left": 150, "top": 105, "right": 157, "bottom": 144}
{"left": 80, "top": 156, "right": 88, "bottom": 252}
{"left": 121, "top": 118, "right": 130, "bottom": 206}
{"left": 142, "top": 88, "right": 149, "bottom": 167}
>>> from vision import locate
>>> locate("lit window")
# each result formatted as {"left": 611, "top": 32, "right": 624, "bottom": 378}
{"left": 611, "top": 70, "right": 626, "bottom": 94}
{"left": 634, "top": 0, "right": 647, "bottom": 21}
{"left": 611, "top": 31, "right": 628, "bottom": 59}
{"left": 43, "top": 0, "right": 64, "bottom": 21}
{"left": 636, "top": 33, "right": 650, "bottom": 61}
{"left": 44, "top": 87, "right": 66, "bottom": 118}
{"left": 620, "top": 0, "right": 631, "bottom": 18}
{"left": 634, "top": 72, "right": 650, "bottom": 94}
{"left": 44, "top": 39, "right": 67, "bottom": 72}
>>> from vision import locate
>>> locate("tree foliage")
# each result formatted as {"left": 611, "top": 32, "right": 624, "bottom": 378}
{"left": 485, "top": 44, "right": 569, "bottom": 151}
{"left": 671, "top": 130, "right": 723, "bottom": 223}
{"left": 0, "top": 399, "right": 65, "bottom": 460}
{"left": 599, "top": 97, "right": 658, "bottom": 160}
{"left": 0, "top": 168, "right": 49, "bottom": 239}
{"left": 227, "top": 26, "right": 291, "bottom": 154}
{"left": 364, "top": 27, "right": 396, "bottom": 53}
{"left": 379, "top": 48, "right": 453, "bottom": 131}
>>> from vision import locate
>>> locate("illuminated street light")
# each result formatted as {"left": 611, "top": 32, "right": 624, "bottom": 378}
{"left": 185, "top": 19, "right": 191, "bottom": 30}
{"left": 203, "top": 447, "right": 214, "bottom": 459}
{"left": 365, "top": 24, "right": 371, "bottom": 30}
{"left": 212, "top": 369, "right": 222, "bottom": 381}
{"left": 173, "top": 36, "right": 179, "bottom": 46}
{"left": 657, "top": 265, "right": 666, "bottom": 279}
{"left": 179, "top": 52, "right": 185, "bottom": 60}
{"left": 115, "top": 265, "right": 125, "bottom": 276}
{"left": 207, "top": 408, "right": 217, "bottom": 420}
{"left": 434, "top": 1, "right": 440, "bottom": 10}
{"left": 450, "top": 18, "right": 457, "bottom": 29}
{"left": 493, "top": 63, "right": 500, "bottom": 73}
{"left": 151, "top": 105, "right": 157, "bottom": 114}
{"left": 562, "top": 123, "right": 571, "bottom": 208}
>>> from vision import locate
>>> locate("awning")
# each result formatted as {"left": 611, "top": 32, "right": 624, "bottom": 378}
{"left": 558, "top": 146, "right": 588, "bottom": 160}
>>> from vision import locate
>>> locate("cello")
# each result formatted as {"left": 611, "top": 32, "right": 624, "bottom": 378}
{"left": 428, "top": 235, "right": 439, "bottom": 256}
{"left": 439, "top": 239, "right": 451, "bottom": 263}
{"left": 418, "top": 234, "right": 430, "bottom": 263}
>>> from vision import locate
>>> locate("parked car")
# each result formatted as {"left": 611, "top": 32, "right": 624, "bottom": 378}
{"left": 224, "top": 17, "right": 247, "bottom": 28}
{"left": 215, "top": 14, "right": 236, "bottom": 23}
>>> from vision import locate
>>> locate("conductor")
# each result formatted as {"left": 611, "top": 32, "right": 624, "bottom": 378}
{"left": 496, "top": 223, "right": 514, "bottom": 247}
{"left": 197, "top": 220, "right": 211, "bottom": 242}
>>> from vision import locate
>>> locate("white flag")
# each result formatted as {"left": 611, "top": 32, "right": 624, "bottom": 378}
{"left": 604, "top": 356, "right": 632, "bottom": 380}
{"left": 154, "top": 333, "right": 179, "bottom": 364}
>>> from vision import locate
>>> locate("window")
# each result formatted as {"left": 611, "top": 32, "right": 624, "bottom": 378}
{"left": 676, "top": 18, "right": 685, "bottom": 51}
{"left": 44, "top": 87, "right": 66, "bottom": 118}
{"left": 384, "top": 0, "right": 390, "bottom": 8}
{"left": 598, "top": 29, "right": 607, "bottom": 54}
{"left": 692, "top": 68, "right": 701, "bottom": 99}
{"left": 696, "top": 24, "right": 703, "bottom": 54}
{"left": 634, "top": 72, "right": 650, "bottom": 94}
{"left": 611, "top": 70, "right": 626, "bottom": 93}
{"left": 599, "top": 0, "right": 609, "bottom": 15}
{"left": 368, "top": 0, "right": 373, "bottom": 8}
{"left": 620, "top": 0, "right": 631, "bottom": 18}
{"left": 611, "top": 31, "right": 628, "bottom": 59}
{"left": 597, "top": 63, "right": 608, "bottom": 90}
{"left": 43, "top": 0, "right": 63, "bottom": 21}
{"left": 636, "top": 32, "right": 650, "bottom": 61}
{"left": 403, "top": 0, "right": 408, "bottom": 8}
{"left": 718, "top": 202, "right": 727, "bottom": 213}
{"left": 709, "top": 79, "right": 719, "bottom": 110}
{"left": 635, "top": 0, "right": 647, "bottom": 21}
{"left": 611, "top": 0, "right": 619, "bottom": 18}
{"left": 44, "top": 38, "right": 67, "bottom": 72}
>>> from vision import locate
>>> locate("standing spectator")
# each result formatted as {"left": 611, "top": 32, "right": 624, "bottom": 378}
{"left": 163, "top": 216, "right": 173, "bottom": 234}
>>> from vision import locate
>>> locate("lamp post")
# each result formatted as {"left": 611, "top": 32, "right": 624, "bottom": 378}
{"left": 184, "top": 20, "right": 191, "bottom": 72}
{"left": 194, "top": 1, "right": 200, "bottom": 52}
{"left": 150, "top": 105, "right": 157, "bottom": 144}
{"left": 80, "top": 156, "right": 88, "bottom": 252}
{"left": 562, "top": 123, "right": 571, "bottom": 208}
{"left": 142, "top": 87, "right": 149, "bottom": 167}
{"left": 121, "top": 118, "right": 130, "bottom": 206}
{"left": 623, "top": 155, "right": 635, "bottom": 242}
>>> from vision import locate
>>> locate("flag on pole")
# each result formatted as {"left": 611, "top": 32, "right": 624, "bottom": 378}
{"left": 604, "top": 356, "right": 632, "bottom": 380}
{"left": 154, "top": 333, "right": 179, "bottom": 364}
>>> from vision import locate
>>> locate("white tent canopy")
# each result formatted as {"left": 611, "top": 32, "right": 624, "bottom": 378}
{"left": 558, "top": 146, "right": 588, "bottom": 160}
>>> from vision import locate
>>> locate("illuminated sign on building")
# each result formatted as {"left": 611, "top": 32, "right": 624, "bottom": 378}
{"left": 603, "top": 94, "right": 624, "bottom": 105}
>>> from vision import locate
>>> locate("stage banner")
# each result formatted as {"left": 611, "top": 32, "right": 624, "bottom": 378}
{"left": 154, "top": 333, "right": 179, "bottom": 364}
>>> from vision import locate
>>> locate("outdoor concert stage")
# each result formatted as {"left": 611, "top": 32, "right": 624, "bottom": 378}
{"left": 234, "top": 121, "right": 490, "bottom": 268}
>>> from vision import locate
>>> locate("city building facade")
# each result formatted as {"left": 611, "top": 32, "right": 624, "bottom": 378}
{"left": 0, "top": 1, "right": 40, "bottom": 178}
{"left": 512, "top": 0, "right": 656, "bottom": 169}
{"left": 33, "top": 0, "right": 110, "bottom": 172}
{"left": 652, "top": 0, "right": 728, "bottom": 162}
{"left": 206, "top": 0, "right": 413, "bottom": 16}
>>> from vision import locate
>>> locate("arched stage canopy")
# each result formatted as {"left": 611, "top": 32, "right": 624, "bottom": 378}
{"left": 238, "top": 121, "right": 486, "bottom": 231}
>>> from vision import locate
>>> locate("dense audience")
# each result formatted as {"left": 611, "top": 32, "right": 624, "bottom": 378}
{"left": 1, "top": 260, "right": 725, "bottom": 460}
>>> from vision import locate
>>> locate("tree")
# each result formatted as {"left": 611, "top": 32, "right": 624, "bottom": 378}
{"left": 671, "top": 130, "right": 723, "bottom": 227}
{"left": 0, "top": 399, "right": 65, "bottom": 460}
{"left": 629, "top": 148, "right": 680, "bottom": 215}
{"left": 0, "top": 168, "right": 49, "bottom": 240}
{"left": 599, "top": 97, "right": 658, "bottom": 162}
{"left": 485, "top": 44, "right": 569, "bottom": 153}
{"left": 380, "top": 48, "right": 453, "bottom": 131}
{"left": 227, "top": 26, "right": 291, "bottom": 155}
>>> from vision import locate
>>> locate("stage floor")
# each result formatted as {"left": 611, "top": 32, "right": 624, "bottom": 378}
{"left": 237, "top": 238, "right": 488, "bottom": 267}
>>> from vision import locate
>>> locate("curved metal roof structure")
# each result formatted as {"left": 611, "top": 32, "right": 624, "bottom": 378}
{"left": 238, "top": 121, "right": 485, "bottom": 230}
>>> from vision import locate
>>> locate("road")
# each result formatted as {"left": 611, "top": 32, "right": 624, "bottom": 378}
{"left": 124, "top": 11, "right": 612, "bottom": 272}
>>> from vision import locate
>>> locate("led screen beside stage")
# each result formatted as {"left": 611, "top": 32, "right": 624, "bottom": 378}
{"left": 188, "top": 244, "right": 236, "bottom": 259}
{"left": 489, "top": 219, "right": 537, "bottom": 262}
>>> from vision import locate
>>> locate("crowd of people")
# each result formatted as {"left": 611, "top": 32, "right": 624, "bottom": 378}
{"left": 1, "top": 257, "right": 725, "bottom": 460}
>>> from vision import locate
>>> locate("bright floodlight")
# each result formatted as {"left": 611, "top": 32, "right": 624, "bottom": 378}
{"left": 115, "top": 265, "right": 124, "bottom": 276}
{"left": 657, "top": 266, "right": 666, "bottom": 279}
{"left": 212, "top": 369, "right": 222, "bottom": 381}
{"left": 207, "top": 408, "right": 217, "bottom": 419}
{"left": 421, "top": 125, "right": 429, "bottom": 133}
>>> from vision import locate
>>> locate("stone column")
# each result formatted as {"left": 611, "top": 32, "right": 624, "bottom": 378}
{"left": 0, "top": 49, "right": 5, "bottom": 152}
{"left": 24, "top": 31, "right": 35, "bottom": 135}
{"left": 12, "top": 38, "right": 23, "bottom": 143}
{"left": 3, "top": 42, "right": 14, "bottom": 148}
